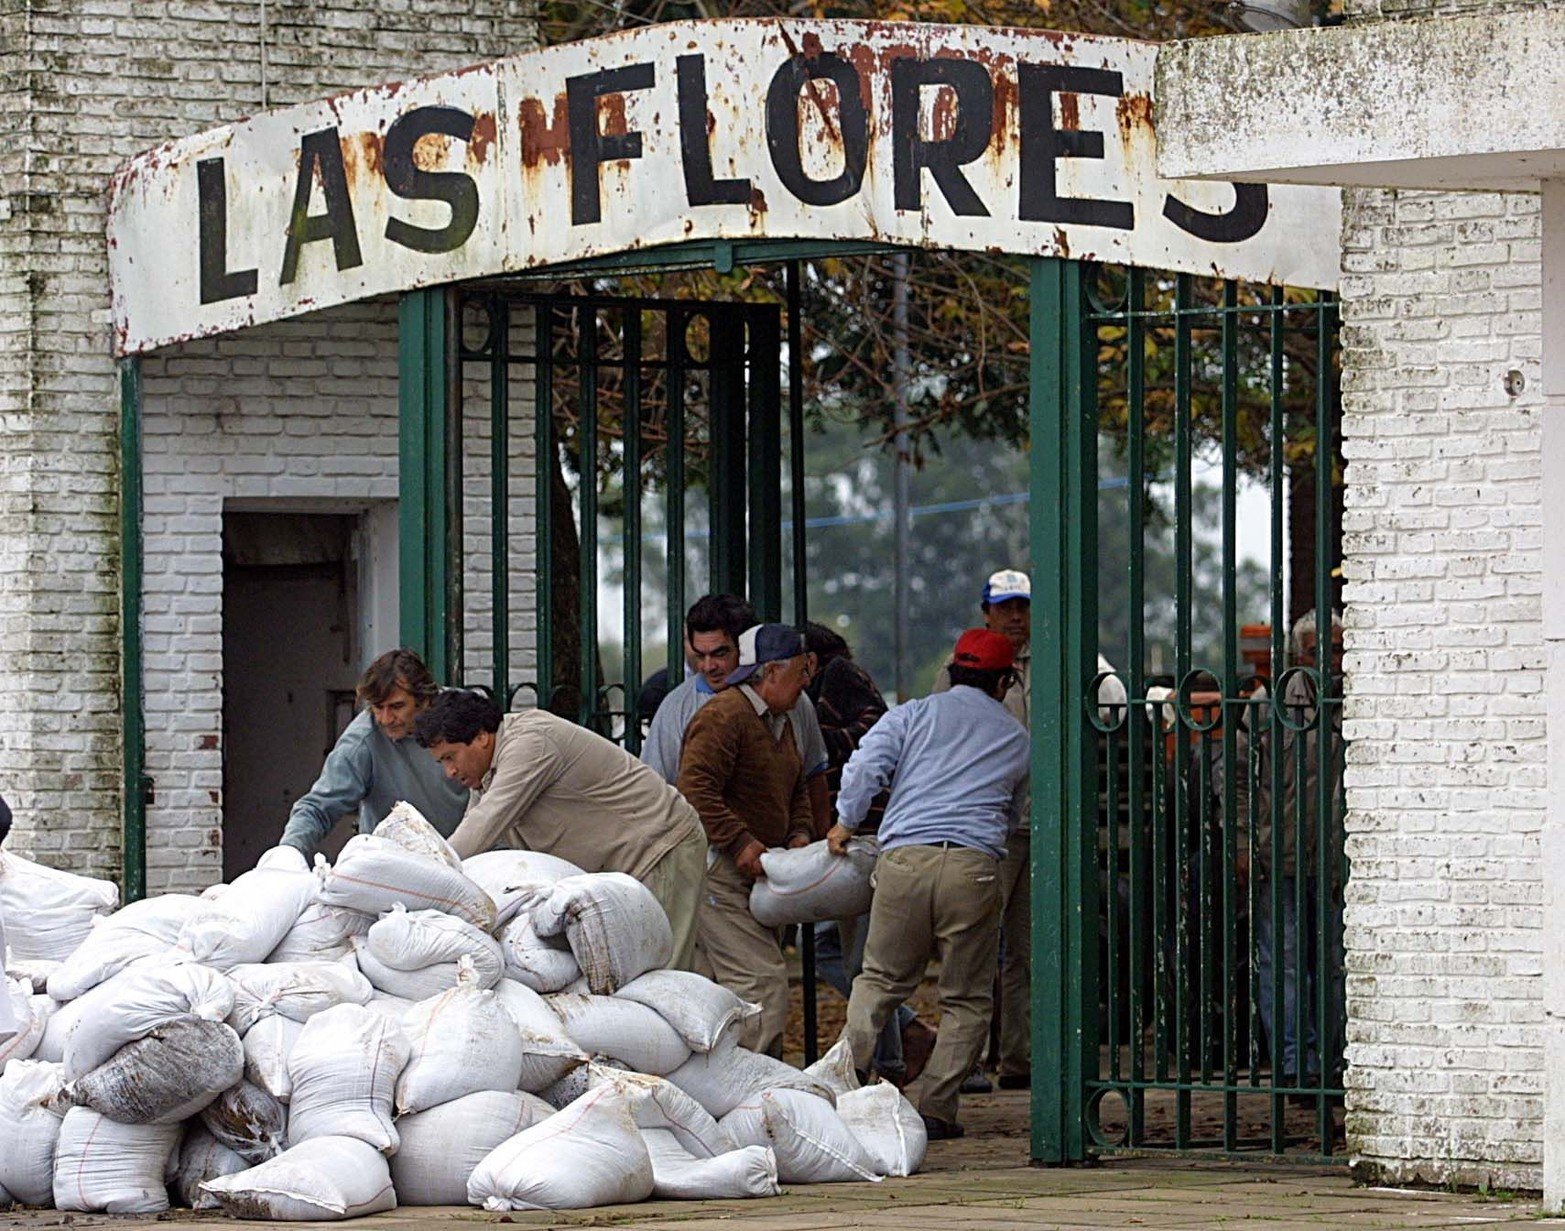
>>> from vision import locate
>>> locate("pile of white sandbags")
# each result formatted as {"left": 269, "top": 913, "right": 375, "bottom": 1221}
{"left": 0, "top": 801, "right": 925, "bottom": 1219}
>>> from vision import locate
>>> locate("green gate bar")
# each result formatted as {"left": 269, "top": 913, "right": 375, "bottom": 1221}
{"left": 490, "top": 300, "right": 510, "bottom": 704}
{"left": 1029, "top": 255, "right": 1098, "bottom": 1165}
{"left": 577, "top": 304, "right": 600, "bottom": 731}
{"left": 622, "top": 308, "right": 644, "bottom": 751}
{"left": 398, "top": 288, "right": 453, "bottom": 680}
{"left": 536, "top": 301, "right": 556, "bottom": 712}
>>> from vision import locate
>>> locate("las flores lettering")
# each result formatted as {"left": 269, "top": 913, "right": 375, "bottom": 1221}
{"left": 198, "top": 51, "right": 1267, "bottom": 305}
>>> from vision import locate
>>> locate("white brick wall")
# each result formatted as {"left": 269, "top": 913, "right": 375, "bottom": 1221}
{"left": 0, "top": 2, "right": 536, "bottom": 881}
{"left": 137, "top": 300, "right": 536, "bottom": 894}
{"left": 1339, "top": 182, "right": 1547, "bottom": 1187}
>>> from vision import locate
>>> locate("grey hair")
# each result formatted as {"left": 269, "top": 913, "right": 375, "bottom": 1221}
{"left": 1290, "top": 607, "right": 1343, "bottom": 656}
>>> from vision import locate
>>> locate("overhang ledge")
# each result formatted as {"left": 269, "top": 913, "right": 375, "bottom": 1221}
{"left": 1154, "top": 7, "right": 1565, "bottom": 192}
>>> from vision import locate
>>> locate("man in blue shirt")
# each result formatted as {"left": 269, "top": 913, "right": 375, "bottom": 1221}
{"left": 280, "top": 648, "right": 469, "bottom": 859}
{"left": 827, "top": 628, "right": 1029, "bottom": 1140}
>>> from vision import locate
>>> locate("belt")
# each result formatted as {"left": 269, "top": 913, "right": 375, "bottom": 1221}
{"left": 925, "top": 840, "right": 971, "bottom": 850}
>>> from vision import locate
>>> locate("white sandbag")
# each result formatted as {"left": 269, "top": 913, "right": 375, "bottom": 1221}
{"left": 642, "top": 1128, "right": 780, "bottom": 1200}
{"left": 836, "top": 1083, "right": 927, "bottom": 1177}
{"left": 65, "top": 1014, "right": 243, "bottom": 1125}
{"left": 258, "top": 844, "right": 311, "bottom": 873}
{"left": 467, "top": 1086, "right": 653, "bottom": 1211}
{"left": 52, "top": 1107, "right": 180, "bottom": 1213}
{"left": 62, "top": 961, "right": 234, "bottom": 1080}
{"left": 0, "top": 850, "right": 118, "bottom": 963}
{"left": 200, "top": 1079, "right": 287, "bottom": 1163}
{"left": 496, "top": 912, "right": 580, "bottom": 992}
{"left": 547, "top": 992, "right": 691, "bottom": 1075}
{"left": 5, "top": 958, "right": 59, "bottom": 993}
{"left": 0, "top": 978, "right": 40, "bottom": 1074}
{"left": 174, "top": 1124, "right": 251, "bottom": 1210}
{"left": 266, "top": 901, "right": 373, "bottom": 964}
{"left": 46, "top": 896, "right": 199, "bottom": 1001}
{"left": 615, "top": 969, "right": 760, "bottom": 1053}
{"left": 285, "top": 1002, "right": 409, "bottom": 1154}
{"left": 243, "top": 1014, "right": 304, "bottom": 1102}
{"left": 176, "top": 861, "right": 317, "bottom": 969}
{"left": 463, "top": 849, "right": 584, "bottom": 923}
{"left": 721, "top": 1087, "right": 881, "bottom": 1184}
{"left": 362, "top": 990, "right": 419, "bottom": 1022}
{"left": 586, "top": 1064, "right": 730, "bottom": 1157}
{"left": 201, "top": 1133, "right": 397, "bottom": 1221}
{"left": 491, "top": 979, "right": 587, "bottom": 1092}
{"left": 226, "top": 960, "right": 373, "bottom": 1034}
{"left": 318, "top": 834, "right": 497, "bottom": 931}
{"left": 803, "top": 1036, "right": 862, "bottom": 1097}
{"left": 749, "top": 836, "right": 879, "bottom": 927}
{"left": 352, "top": 941, "right": 456, "bottom": 1002}
{"left": 391, "top": 1089, "right": 554, "bottom": 1206}
{"left": 33, "top": 992, "right": 86, "bottom": 1063}
{"left": 665, "top": 1037, "right": 836, "bottom": 1118}
{"left": 0, "top": 1059, "right": 68, "bottom": 1206}
{"left": 362, "top": 904, "right": 504, "bottom": 989}
{"left": 373, "top": 800, "right": 461, "bottom": 868}
{"left": 396, "top": 962, "right": 525, "bottom": 1114}
{"left": 535, "top": 872, "right": 672, "bottom": 995}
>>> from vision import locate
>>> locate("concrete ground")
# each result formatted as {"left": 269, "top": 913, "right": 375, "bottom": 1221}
{"left": 5, "top": 1090, "right": 1556, "bottom": 1230}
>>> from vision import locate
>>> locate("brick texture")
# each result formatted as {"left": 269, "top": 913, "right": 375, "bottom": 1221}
{"left": 1338, "top": 177, "right": 1547, "bottom": 1188}
{"left": 0, "top": 2, "right": 536, "bottom": 879}
{"left": 137, "top": 301, "right": 536, "bottom": 893}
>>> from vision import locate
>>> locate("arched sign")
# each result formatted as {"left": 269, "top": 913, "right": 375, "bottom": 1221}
{"left": 107, "top": 19, "right": 1342, "bottom": 356}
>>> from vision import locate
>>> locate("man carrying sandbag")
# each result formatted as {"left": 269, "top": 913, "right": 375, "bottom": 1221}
{"left": 642, "top": 593, "right": 833, "bottom": 837}
{"left": 827, "top": 628, "right": 1030, "bottom": 1140}
{"left": 413, "top": 691, "right": 707, "bottom": 969}
{"left": 677, "top": 623, "right": 816, "bottom": 1058}
{"left": 281, "top": 648, "right": 468, "bottom": 859}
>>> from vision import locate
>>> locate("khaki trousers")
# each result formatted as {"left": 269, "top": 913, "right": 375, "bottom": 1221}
{"left": 844, "top": 843, "right": 1002, "bottom": 1124}
{"left": 641, "top": 823, "right": 707, "bottom": 971}
{"left": 996, "top": 831, "right": 1031, "bottom": 1077}
{"left": 696, "top": 850, "right": 788, "bottom": 1057}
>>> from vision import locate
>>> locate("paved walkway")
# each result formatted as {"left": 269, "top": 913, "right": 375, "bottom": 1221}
{"left": 5, "top": 1091, "right": 1555, "bottom": 1229}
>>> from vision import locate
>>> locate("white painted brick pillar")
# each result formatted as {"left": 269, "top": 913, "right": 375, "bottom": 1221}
{"left": 1541, "top": 177, "right": 1565, "bottom": 1213}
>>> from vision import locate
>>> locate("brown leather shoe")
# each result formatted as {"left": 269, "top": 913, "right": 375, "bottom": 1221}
{"left": 900, "top": 1019, "right": 938, "bottom": 1085}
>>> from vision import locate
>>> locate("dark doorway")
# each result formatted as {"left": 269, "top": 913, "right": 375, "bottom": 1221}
{"left": 221, "top": 511, "right": 359, "bottom": 879}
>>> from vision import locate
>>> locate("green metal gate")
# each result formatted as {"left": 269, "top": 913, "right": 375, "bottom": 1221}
{"left": 391, "top": 254, "right": 1343, "bottom": 1155}
{"left": 1031, "top": 259, "right": 1345, "bottom": 1163}
{"left": 399, "top": 285, "right": 783, "bottom": 746}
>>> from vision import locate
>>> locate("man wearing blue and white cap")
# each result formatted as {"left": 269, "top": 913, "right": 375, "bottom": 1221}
{"left": 677, "top": 622, "right": 816, "bottom": 1056}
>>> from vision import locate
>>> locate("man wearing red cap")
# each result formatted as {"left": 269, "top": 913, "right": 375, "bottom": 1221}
{"left": 827, "top": 628, "right": 1030, "bottom": 1139}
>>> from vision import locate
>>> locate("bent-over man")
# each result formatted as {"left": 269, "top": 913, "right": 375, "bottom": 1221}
{"left": 415, "top": 691, "right": 707, "bottom": 969}
{"left": 831, "top": 628, "right": 1030, "bottom": 1139}
{"left": 677, "top": 623, "right": 815, "bottom": 1056}
{"left": 281, "top": 648, "right": 468, "bottom": 859}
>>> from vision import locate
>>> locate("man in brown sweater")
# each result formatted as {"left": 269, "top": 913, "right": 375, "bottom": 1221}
{"left": 677, "top": 623, "right": 814, "bottom": 1055}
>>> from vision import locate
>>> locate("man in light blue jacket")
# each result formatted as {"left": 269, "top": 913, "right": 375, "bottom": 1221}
{"left": 827, "top": 628, "right": 1030, "bottom": 1140}
{"left": 280, "top": 648, "right": 469, "bottom": 859}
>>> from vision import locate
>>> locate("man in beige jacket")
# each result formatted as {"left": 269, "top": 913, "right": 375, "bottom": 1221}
{"left": 413, "top": 690, "right": 707, "bottom": 968}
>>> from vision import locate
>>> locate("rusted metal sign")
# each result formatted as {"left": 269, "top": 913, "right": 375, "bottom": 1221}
{"left": 108, "top": 19, "right": 1342, "bottom": 355}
